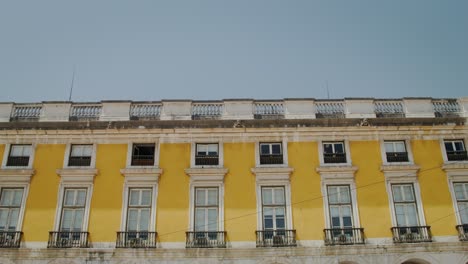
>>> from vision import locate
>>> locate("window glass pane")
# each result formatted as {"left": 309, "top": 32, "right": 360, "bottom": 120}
{"left": 139, "top": 209, "right": 150, "bottom": 231}
{"left": 455, "top": 141, "right": 465, "bottom": 151}
{"left": 127, "top": 209, "right": 138, "bottom": 231}
{"left": 196, "top": 189, "right": 206, "bottom": 206}
{"left": 334, "top": 143, "right": 344, "bottom": 153}
{"left": 343, "top": 216, "right": 352, "bottom": 227}
{"left": 12, "top": 189, "right": 23, "bottom": 206}
{"left": 403, "top": 185, "right": 415, "bottom": 201}
{"left": 328, "top": 187, "right": 338, "bottom": 204}
{"left": 339, "top": 187, "right": 351, "bottom": 203}
{"left": 384, "top": 143, "right": 393, "bottom": 152}
{"left": 129, "top": 190, "right": 140, "bottom": 206}
{"left": 207, "top": 144, "right": 218, "bottom": 153}
{"left": 276, "top": 216, "right": 285, "bottom": 229}
{"left": 73, "top": 209, "right": 84, "bottom": 230}
{"left": 331, "top": 216, "right": 340, "bottom": 228}
{"left": 207, "top": 189, "right": 218, "bottom": 206}
{"left": 454, "top": 183, "right": 467, "bottom": 200}
{"left": 8, "top": 208, "right": 20, "bottom": 230}
{"left": 342, "top": 205, "right": 352, "bottom": 217}
{"left": 395, "top": 142, "right": 406, "bottom": 152}
{"left": 323, "top": 144, "right": 333, "bottom": 153}
{"left": 392, "top": 186, "right": 403, "bottom": 202}
{"left": 61, "top": 209, "right": 73, "bottom": 230}
{"left": 275, "top": 207, "right": 285, "bottom": 218}
{"left": 22, "top": 145, "right": 32, "bottom": 156}
{"left": 445, "top": 142, "right": 454, "bottom": 152}
{"left": 262, "top": 189, "right": 273, "bottom": 205}
{"left": 395, "top": 204, "right": 406, "bottom": 226}
{"left": 195, "top": 208, "right": 205, "bottom": 231}
{"left": 263, "top": 207, "right": 274, "bottom": 217}
{"left": 82, "top": 145, "right": 93, "bottom": 156}
{"left": 64, "top": 190, "right": 75, "bottom": 206}
{"left": 264, "top": 215, "right": 273, "bottom": 229}
{"left": 0, "top": 190, "right": 13, "bottom": 206}
{"left": 406, "top": 204, "right": 419, "bottom": 226}
{"left": 260, "top": 144, "right": 270, "bottom": 155}
{"left": 207, "top": 208, "right": 218, "bottom": 231}
{"left": 10, "top": 146, "right": 23, "bottom": 156}
{"left": 330, "top": 206, "right": 339, "bottom": 217}
{"left": 140, "top": 190, "right": 152, "bottom": 206}
{"left": 271, "top": 144, "right": 281, "bottom": 154}
{"left": 274, "top": 188, "right": 285, "bottom": 205}
{"left": 76, "top": 190, "right": 86, "bottom": 206}
{"left": 459, "top": 202, "right": 468, "bottom": 224}
{"left": 0, "top": 209, "right": 8, "bottom": 230}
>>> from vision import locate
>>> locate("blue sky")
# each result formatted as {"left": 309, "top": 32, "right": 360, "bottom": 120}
{"left": 0, "top": 0, "right": 467, "bottom": 102}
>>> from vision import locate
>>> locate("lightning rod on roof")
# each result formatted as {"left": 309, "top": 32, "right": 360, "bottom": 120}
{"left": 68, "top": 65, "right": 76, "bottom": 101}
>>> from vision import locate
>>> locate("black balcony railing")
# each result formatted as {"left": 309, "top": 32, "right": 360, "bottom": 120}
{"left": 6, "top": 156, "right": 29, "bottom": 167}
{"left": 386, "top": 152, "right": 409, "bottom": 162}
{"left": 195, "top": 156, "right": 219, "bottom": 166}
{"left": 68, "top": 156, "right": 92, "bottom": 166}
{"left": 47, "top": 231, "right": 89, "bottom": 248}
{"left": 324, "top": 228, "right": 365, "bottom": 245}
{"left": 324, "top": 153, "right": 347, "bottom": 164}
{"left": 256, "top": 230, "right": 296, "bottom": 247}
{"left": 391, "top": 226, "right": 432, "bottom": 243}
{"left": 447, "top": 151, "right": 468, "bottom": 161}
{"left": 116, "top": 231, "right": 157, "bottom": 248}
{"left": 456, "top": 224, "right": 468, "bottom": 241}
{"left": 260, "top": 155, "right": 283, "bottom": 165}
{"left": 185, "top": 231, "right": 226, "bottom": 248}
{"left": 0, "top": 231, "right": 22, "bottom": 248}
{"left": 131, "top": 155, "right": 155, "bottom": 166}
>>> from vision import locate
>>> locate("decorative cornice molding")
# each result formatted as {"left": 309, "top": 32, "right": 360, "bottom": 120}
{"left": 120, "top": 168, "right": 162, "bottom": 184}
{"left": 442, "top": 163, "right": 468, "bottom": 180}
{"left": 316, "top": 166, "right": 358, "bottom": 181}
{"left": 0, "top": 169, "right": 35, "bottom": 183}
{"left": 56, "top": 168, "right": 98, "bottom": 184}
{"left": 185, "top": 167, "right": 228, "bottom": 182}
{"left": 381, "top": 164, "right": 420, "bottom": 181}
{"left": 251, "top": 167, "right": 293, "bottom": 182}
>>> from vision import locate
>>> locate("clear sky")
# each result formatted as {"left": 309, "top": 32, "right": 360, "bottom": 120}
{"left": 0, "top": 0, "right": 467, "bottom": 102}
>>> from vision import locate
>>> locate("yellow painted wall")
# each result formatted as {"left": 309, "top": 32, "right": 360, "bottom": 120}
{"left": 224, "top": 142, "right": 257, "bottom": 242}
{"left": 0, "top": 144, "right": 4, "bottom": 164}
{"left": 288, "top": 142, "right": 324, "bottom": 240}
{"left": 22, "top": 144, "right": 64, "bottom": 241}
{"left": 156, "top": 143, "right": 190, "bottom": 242}
{"left": 87, "top": 144, "right": 127, "bottom": 242}
{"left": 351, "top": 141, "right": 393, "bottom": 238}
{"left": 412, "top": 140, "right": 457, "bottom": 236}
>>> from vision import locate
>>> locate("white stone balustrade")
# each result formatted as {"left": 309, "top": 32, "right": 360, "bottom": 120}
{"left": 0, "top": 97, "right": 466, "bottom": 122}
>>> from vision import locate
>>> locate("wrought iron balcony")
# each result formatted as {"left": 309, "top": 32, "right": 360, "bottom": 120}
{"left": 260, "top": 154, "right": 283, "bottom": 165}
{"left": 391, "top": 226, "right": 432, "bottom": 243}
{"left": 456, "top": 224, "right": 468, "bottom": 241}
{"left": 131, "top": 155, "right": 155, "bottom": 166}
{"left": 6, "top": 156, "right": 29, "bottom": 167}
{"left": 68, "top": 156, "right": 92, "bottom": 166}
{"left": 116, "top": 231, "right": 157, "bottom": 248}
{"left": 386, "top": 152, "right": 409, "bottom": 162}
{"left": 447, "top": 151, "right": 468, "bottom": 161}
{"left": 324, "top": 228, "right": 365, "bottom": 245}
{"left": 195, "top": 155, "right": 219, "bottom": 166}
{"left": 0, "top": 231, "right": 22, "bottom": 248}
{"left": 47, "top": 231, "right": 89, "bottom": 248}
{"left": 256, "top": 229, "right": 296, "bottom": 247}
{"left": 185, "top": 231, "right": 226, "bottom": 248}
{"left": 323, "top": 153, "right": 347, "bottom": 164}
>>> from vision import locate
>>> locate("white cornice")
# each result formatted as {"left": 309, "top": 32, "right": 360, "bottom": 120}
{"left": 56, "top": 168, "right": 98, "bottom": 184}
{"left": 251, "top": 167, "right": 293, "bottom": 182}
{"left": 316, "top": 166, "right": 358, "bottom": 181}
{"left": 442, "top": 163, "right": 468, "bottom": 180}
{"left": 381, "top": 164, "right": 420, "bottom": 181}
{"left": 0, "top": 169, "right": 35, "bottom": 183}
{"left": 185, "top": 167, "right": 228, "bottom": 183}
{"left": 120, "top": 167, "right": 162, "bottom": 184}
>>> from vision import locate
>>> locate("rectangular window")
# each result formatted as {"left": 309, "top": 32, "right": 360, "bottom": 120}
{"left": 259, "top": 143, "right": 283, "bottom": 165}
{"left": 194, "top": 187, "right": 219, "bottom": 232}
{"left": 0, "top": 188, "right": 24, "bottom": 231}
{"left": 261, "top": 187, "right": 286, "bottom": 230}
{"left": 323, "top": 142, "right": 346, "bottom": 164}
{"left": 68, "top": 145, "right": 93, "bottom": 167}
{"left": 384, "top": 141, "right": 409, "bottom": 162}
{"left": 392, "top": 184, "right": 419, "bottom": 227}
{"left": 327, "top": 185, "right": 353, "bottom": 229}
{"left": 126, "top": 188, "right": 152, "bottom": 232}
{"left": 195, "top": 144, "right": 219, "bottom": 166}
{"left": 59, "top": 189, "right": 87, "bottom": 232}
{"left": 445, "top": 140, "right": 467, "bottom": 161}
{"left": 6, "top": 145, "right": 32, "bottom": 167}
{"left": 131, "top": 144, "right": 155, "bottom": 166}
{"left": 454, "top": 183, "right": 468, "bottom": 224}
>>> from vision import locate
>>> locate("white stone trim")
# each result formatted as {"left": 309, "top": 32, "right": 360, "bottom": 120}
{"left": 381, "top": 164, "right": 420, "bottom": 181}
{"left": 443, "top": 163, "right": 468, "bottom": 225}
{"left": 119, "top": 168, "right": 161, "bottom": 232}
{"left": 125, "top": 142, "right": 160, "bottom": 168}
{"left": 21, "top": 242, "right": 48, "bottom": 249}
{"left": 251, "top": 167, "right": 294, "bottom": 231}
{"left": 440, "top": 138, "right": 468, "bottom": 164}
{"left": 254, "top": 139, "right": 289, "bottom": 167}
{"left": 380, "top": 139, "right": 414, "bottom": 165}
{"left": 228, "top": 241, "right": 258, "bottom": 248}
{"left": 1, "top": 143, "right": 36, "bottom": 169}
{"left": 63, "top": 143, "right": 97, "bottom": 168}
{"left": 186, "top": 167, "right": 227, "bottom": 232}
{"left": 0, "top": 169, "right": 35, "bottom": 183}
{"left": 157, "top": 242, "right": 187, "bottom": 249}
{"left": 0, "top": 182, "right": 30, "bottom": 232}
{"left": 318, "top": 140, "right": 352, "bottom": 166}
{"left": 317, "top": 166, "right": 361, "bottom": 229}
{"left": 56, "top": 168, "right": 98, "bottom": 184}
{"left": 190, "top": 142, "right": 224, "bottom": 168}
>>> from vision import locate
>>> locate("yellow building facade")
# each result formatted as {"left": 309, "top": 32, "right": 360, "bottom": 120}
{"left": 0, "top": 98, "right": 467, "bottom": 264}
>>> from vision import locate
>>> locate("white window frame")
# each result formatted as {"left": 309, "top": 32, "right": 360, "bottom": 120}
{"left": 53, "top": 183, "right": 93, "bottom": 232}
{"left": 380, "top": 139, "right": 414, "bottom": 165}
{"left": 260, "top": 186, "right": 288, "bottom": 231}
{"left": 57, "top": 188, "right": 88, "bottom": 232}
{"left": 125, "top": 188, "right": 154, "bottom": 232}
{"left": 1, "top": 144, "right": 36, "bottom": 169}
{"left": 441, "top": 138, "right": 468, "bottom": 163}
{"left": 318, "top": 140, "right": 351, "bottom": 166}
{"left": 0, "top": 184, "right": 29, "bottom": 232}
{"left": 63, "top": 144, "right": 97, "bottom": 168}
{"left": 126, "top": 142, "right": 159, "bottom": 168}
{"left": 120, "top": 184, "right": 158, "bottom": 232}
{"left": 325, "top": 185, "right": 357, "bottom": 229}
{"left": 386, "top": 180, "right": 426, "bottom": 227}
{"left": 254, "top": 139, "right": 288, "bottom": 167}
{"left": 188, "top": 181, "right": 224, "bottom": 232}
{"left": 190, "top": 142, "right": 223, "bottom": 168}
{"left": 255, "top": 181, "right": 293, "bottom": 231}
{"left": 446, "top": 174, "right": 468, "bottom": 226}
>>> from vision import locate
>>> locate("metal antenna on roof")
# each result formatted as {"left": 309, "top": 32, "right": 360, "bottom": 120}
{"left": 68, "top": 65, "right": 76, "bottom": 101}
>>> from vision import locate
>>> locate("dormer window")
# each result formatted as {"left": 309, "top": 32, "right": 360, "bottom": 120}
{"left": 259, "top": 143, "right": 283, "bottom": 165}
